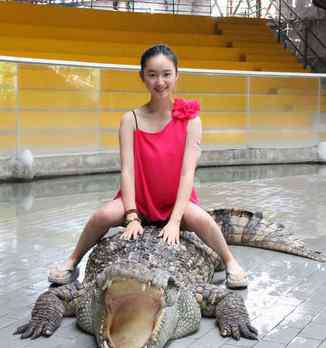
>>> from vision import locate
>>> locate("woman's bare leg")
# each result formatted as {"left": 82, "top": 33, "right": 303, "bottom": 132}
{"left": 56, "top": 198, "right": 125, "bottom": 270}
{"left": 181, "top": 202, "right": 247, "bottom": 284}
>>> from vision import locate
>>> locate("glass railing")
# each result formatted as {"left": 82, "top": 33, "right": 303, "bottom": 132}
{"left": 0, "top": 56, "right": 325, "bottom": 157}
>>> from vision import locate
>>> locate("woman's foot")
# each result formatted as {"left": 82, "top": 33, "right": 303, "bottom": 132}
{"left": 225, "top": 260, "right": 248, "bottom": 290}
{"left": 48, "top": 259, "right": 79, "bottom": 285}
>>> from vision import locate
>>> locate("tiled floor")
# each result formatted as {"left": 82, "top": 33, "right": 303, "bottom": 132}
{"left": 1, "top": 164, "right": 326, "bottom": 348}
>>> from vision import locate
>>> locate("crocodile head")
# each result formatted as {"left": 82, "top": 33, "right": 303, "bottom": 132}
{"left": 93, "top": 261, "right": 201, "bottom": 348}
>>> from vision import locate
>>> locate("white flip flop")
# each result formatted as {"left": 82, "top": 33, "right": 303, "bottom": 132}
{"left": 225, "top": 270, "right": 248, "bottom": 290}
{"left": 48, "top": 263, "right": 80, "bottom": 285}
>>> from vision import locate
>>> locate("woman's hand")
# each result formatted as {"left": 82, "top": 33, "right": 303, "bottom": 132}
{"left": 120, "top": 220, "right": 144, "bottom": 240}
{"left": 159, "top": 220, "right": 180, "bottom": 246}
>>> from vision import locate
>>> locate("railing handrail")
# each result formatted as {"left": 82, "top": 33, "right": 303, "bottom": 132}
{"left": 266, "top": 0, "right": 326, "bottom": 69}
{"left": 278, "top": 0, "right": 302, "bottom": 21}
{"left": 269, "top": 22, "right": 305, "bottom": 60}
{"left": 306, "top": 21, "right": 326, "bottom": 52}
{"left": 276, "top": 0, "right": 326, "bottom": 53}
{"left": 273, "top": 9, "right": 306, "bottom": 43}
{"left": 1, "top": 54, "right": 326, "bottom": 78}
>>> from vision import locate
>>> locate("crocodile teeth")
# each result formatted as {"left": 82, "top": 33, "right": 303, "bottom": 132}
{"left": 99, "top": 320, "right": 104, "bottom": 336}
{"left": 104, "top": 335, "right": 116, "bottom": 348}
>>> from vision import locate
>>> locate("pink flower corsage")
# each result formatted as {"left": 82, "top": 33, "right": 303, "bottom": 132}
{"left": 172, "top": 98, "right": 200, "bottom": 120}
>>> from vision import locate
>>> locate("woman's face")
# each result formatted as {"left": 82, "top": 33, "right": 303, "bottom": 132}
{"left": 140, "top": 54, "right": 178, "bottom": 99}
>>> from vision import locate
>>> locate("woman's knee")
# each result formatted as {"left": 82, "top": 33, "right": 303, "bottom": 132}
{"left": 182, "top": 204, "right": 212, "bottom": 231}
{"left": 91, "top": 208, "right": 111, "bottom": 227}
{"left": 91, "top": 199, "right": 125, "bottom": 228}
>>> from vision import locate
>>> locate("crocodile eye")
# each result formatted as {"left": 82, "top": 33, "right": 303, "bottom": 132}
{"left": 165, "top": 277, "right": 179, "bottom": 306}
{"left": 167, "top": 276, "right": 177, "bottom": 288}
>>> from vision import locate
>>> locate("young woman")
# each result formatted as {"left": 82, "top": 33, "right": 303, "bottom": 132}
{"left": 48, "top": 44, "right": 248, "bottom": 289}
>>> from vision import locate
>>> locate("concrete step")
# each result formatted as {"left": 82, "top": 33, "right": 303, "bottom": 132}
{"left": 0, "top": 22, "right": 227, "bottom": 47}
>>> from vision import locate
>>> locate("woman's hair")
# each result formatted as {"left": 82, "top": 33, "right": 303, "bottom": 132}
{"left": 140, "top": 44, "right": 178, "bottom": 73}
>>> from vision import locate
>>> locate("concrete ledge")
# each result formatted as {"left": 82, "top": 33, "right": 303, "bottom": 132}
{"left": 0, "top": 157, "right": 11, "bottom": 180}
{"left": 33, "top": 152, "right": 121, "bottom": 177}
{"left": 0, "top": 146, "right": 321, "bottom": 182}
{"left": 199, "top": 146, "right": 320, "bottom": 166}
{"left": 0, "top": 151, "right": 121, "bottom": 181}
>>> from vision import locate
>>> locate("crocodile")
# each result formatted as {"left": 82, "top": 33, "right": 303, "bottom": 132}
{"left": 14, "top": 208, "right": 325, "bottom": 348}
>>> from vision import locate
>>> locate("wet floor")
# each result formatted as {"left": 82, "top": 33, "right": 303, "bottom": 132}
{"left": 1, "top": 164, "right": 326, "bottom": 348}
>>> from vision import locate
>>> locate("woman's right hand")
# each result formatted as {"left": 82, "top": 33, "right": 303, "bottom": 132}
{"left": 120, "top": 220, "right": 144, "bottom": 240}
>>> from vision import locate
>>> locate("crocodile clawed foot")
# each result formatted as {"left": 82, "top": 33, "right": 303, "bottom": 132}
{"left": 14, "top": 321, "right": 54, "bottom": 339}
{"left": 219, "top": 320, "right": 258, "bottom": 341}
{"left": 216, "top": 293, "right": 258, "bottom": 341}
{"left": 239, "top": 323, "right": 258, "bottom": 340}
{"left": 13, "top": 291, "right": 65, "bottom": 340}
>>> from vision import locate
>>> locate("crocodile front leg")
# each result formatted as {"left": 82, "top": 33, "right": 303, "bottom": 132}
{"left": 14, "top": 282, "right": 81, "bottom": 340}
{"left": 195, "top": 283, "right": 258, "bottom": 341}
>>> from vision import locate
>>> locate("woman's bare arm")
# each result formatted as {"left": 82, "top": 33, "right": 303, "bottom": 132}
{"left": 119, "top": 112, "right": 137, "bottom": 213}
{"left": 169, "top": 116, "right": 202, "bottom": 225}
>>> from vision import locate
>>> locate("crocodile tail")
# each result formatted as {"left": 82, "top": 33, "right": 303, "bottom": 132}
{"left": 208, "top": 208, "right": 326, "bottom": 262}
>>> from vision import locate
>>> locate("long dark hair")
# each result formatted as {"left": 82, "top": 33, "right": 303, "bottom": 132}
{"left": 140, "top": 44, "right": 178, "bottom": 73}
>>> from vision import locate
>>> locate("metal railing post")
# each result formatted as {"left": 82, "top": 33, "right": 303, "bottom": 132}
{"left": 278, "top": 0, "right": 282, "bottom": 43}
{"left": 257, "top": 0, "right": 261, "bottom": 18}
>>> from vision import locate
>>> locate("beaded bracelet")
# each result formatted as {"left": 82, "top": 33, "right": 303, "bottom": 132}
{"left": 124, "top": 216, "right": 141, "bottom": 227}
{"left": 125, "top": 209, "right": 138, "bottom": 217}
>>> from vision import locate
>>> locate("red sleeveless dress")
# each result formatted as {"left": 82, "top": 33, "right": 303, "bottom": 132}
{"left": 115, "top": 98, "right": 200, "bottom": 222}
